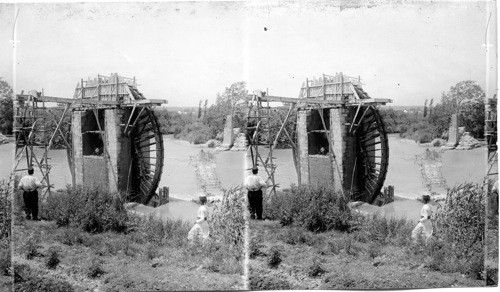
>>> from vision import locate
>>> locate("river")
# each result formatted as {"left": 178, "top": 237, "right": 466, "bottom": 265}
{"left": 257, "top": 134, "right": 486, "bottom": 220}
{"left": 0, "top": 133, "right": 486, "bottom": 221}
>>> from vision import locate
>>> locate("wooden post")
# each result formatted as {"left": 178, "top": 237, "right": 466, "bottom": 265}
{"left": 165, "top": 187, "right": 169, "bottom": 203}
{"left": 388, "top": 185, "right": 394, "bottom": 203}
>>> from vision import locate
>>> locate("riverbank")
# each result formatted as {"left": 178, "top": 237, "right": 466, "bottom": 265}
{"left": 13, "top": 219, "right": 243, "bottom": 291}
{"left": 12, "top": 184, "right": 245, "bottom": 291}
{"left": 248, "top": 219, "right": 484, "bottom": 290}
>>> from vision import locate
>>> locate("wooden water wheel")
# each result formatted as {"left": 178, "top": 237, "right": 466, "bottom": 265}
{"left": 129, "top": 107, "right": 164, "bottom": 204}
{"left": 352, "top": 105, "right": 389, "bottom": 203}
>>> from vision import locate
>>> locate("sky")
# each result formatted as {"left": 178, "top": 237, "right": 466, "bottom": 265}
{"left": 0, "top": 1, "right": 496, "bottom": 107}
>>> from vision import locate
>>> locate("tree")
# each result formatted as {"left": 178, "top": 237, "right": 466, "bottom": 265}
{"left": 423, "top": 98, "right": 428, "bottom": 118}
{"left": 429, "top": 80, "right": 485, "bottom": 138}
{"left": 205, "top": 81, "right": 248, "bottom": 138}
{"left": 0, "top": 78, "right": 13, "bottom": 135}
{"left": 428, "top": 98, "right": 434, "bottom": 117}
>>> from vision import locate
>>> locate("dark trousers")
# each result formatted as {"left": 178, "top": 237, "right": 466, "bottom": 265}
{"left": 23, "top": 190, "right": 38, "bottom": 220}
{"left": 247, "top": 189, "right": 263, "bottom": 220}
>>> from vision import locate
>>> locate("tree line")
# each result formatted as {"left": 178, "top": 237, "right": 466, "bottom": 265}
{"left": 0, "top": 78, "right": 487, "bottom": 147}
{"left": 379, "top": 80, "right": 486, "bottom": 143}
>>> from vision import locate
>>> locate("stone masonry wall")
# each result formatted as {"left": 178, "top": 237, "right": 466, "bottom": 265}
{"left": 83, "top": 156, "right": 108, "bottom": 188}
{"left": 297, "top": 110, "right": 309, "bottom": 185}
{"left": 105, "top": 109, "right": 132, "bottom": 193}
{"left": 329, "top": 108, "right": 357, "bottom": 192}
{"left": 72, "top": 111, "right": 84, "bottom": 185}
{"left": 309, "top": 155, "right": 334, "bottom": 188}
{"left": 329, "top": 108, "right": 345, "bottom": 191}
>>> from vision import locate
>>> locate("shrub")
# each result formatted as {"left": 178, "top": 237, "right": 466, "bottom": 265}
{"left": 209, "top": 187, "right": 245, "bottom": 258}
{"left": 357, "top": 214, "right": 414, "bottom": 246}
{"left": 40, "top": 185, "right": 128, "bottom": 233}
{"left": 22, "top": 235, "right": 41, "bottom": 260}
{"left": 45, "top": 246, "right": 61, "bottom": 269}
{"left": 174, "top": 122, "right": 212, "bottom": 144}
{"left": 279, "top": 227, "right": 312, "bottom": 245}
{"left": 307, "top": 257, "right": 326, "bottom": 278}
{"left": 249, "top": 236, "right": 265, "bottom": 259}
{"left": 267, "top": 245, "right": 283, "bottom": 268}
{"left": 434, "top": 183, "right": 485, "bottom": 256}
{"left": 146, "top": 244, "right": 161, "bottom": 260}
{"left": 264, "top": 185, "right": 354, "bottom": 233}
{"left": 0, "top": 240, "right": 10, "bottom": 276}
{"left": 327, "top": 238, "right": 343, "bottom": 255}
{"left": 86, "top": 257, "right": 105, "bottom": 278}
{"left": 342, "top": 235, "right": 362, "bottom": 256}
{"left": 367, "top": 242, "right": 382, "bottom": 259}
{"left": 426, "top": 182, "right": 486, "bottom": 277}
{"left": 14, "top": 264, "right": 75, "bottom": 292}
{"left": 322, "top": 269, "right": 357, "bottom": 289}
{"left": 249, "top": 267, "right": 292, "bottom": 290}
{"left": 0, "top": 180, "right": 12, "bottom": 238}
{"left": 137, "top": 216, "right": 190, "bottom": 248}
{"left": 401, "top": 121, "right": 441, "bottom": 143}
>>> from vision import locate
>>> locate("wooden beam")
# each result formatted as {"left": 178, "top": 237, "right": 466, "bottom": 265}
{"left": 17, "top": 94, "right": 168, "bottom": 106}
{"left": 246, "top": 94, "right": 391, "bottom": 106}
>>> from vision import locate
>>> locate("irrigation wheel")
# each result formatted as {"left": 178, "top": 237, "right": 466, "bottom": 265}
{"left": 352, "top": 105, "right": 389, "bottom": 203}
{"left": 129, "top": 107, "right": 164, "bottom": 204}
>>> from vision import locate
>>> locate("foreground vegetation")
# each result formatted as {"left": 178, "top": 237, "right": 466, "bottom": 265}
{"left": 13, "top": 185, "right": 244, "bottom": 291}
{"left": 0, "top": 180, "right": 12, "bottom": 290}
{"left": 249, "top": 184, "right": 486, "bottom": 289}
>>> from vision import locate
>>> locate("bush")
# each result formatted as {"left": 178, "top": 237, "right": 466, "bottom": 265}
{"left": 342, "top": 235, "right": 362, "bottom": 256}
{"left": 327, "top": 238, "right": 343, "bottom": 255}
{"left": 14, "top": 264, "right": 75, "bottom": 292}
{"left": 279, "top": 227, "right": 312, "bottom": 245}
{"left": 174, "top": 122, "right": 212, "bottom": 144}
{"left": 249, "top": 267, "right": 292, "bottom": 290}
{"left": 45, "top": 246, "right": 61, "bottom": 269}
{"left": 357, "top": 214, "right": 414, "bottom": 246}
{"left": 209, "top": 187, "right": 245, "bottom": 257}
{"left": 267, "top": 245, "right": 283, "bottom": 268}
{"left": 427, "top": 182, "right": 485, "bottom": 277}
{"left": 146, "top": 244, "right": 161, "bottom": 260}
{"left": 40, "top": 185, "right": 128, "bottom": 233}
{"left": 400, "top": 121, "right": 441, "bottom": 143}
{"left": 0, "top": 240, "right": 10, "bottom": 276}
{"left": 264, "top": 185, "right": 355, "bottom": 233}
{"left": 367, "top": 242, "right": 382, "bottom": 259}
{"left": 137, "top": 216, "right": 190, "bottom": 248}
{"left": 86, "top": 257, "right": 105, "bottom": 278}
{"left": 434, "top": 183, "right": 485, "bottom": 254}
{"left": 307, "top": 257, "right": 326, "bottom": 277}
{"left": 249, "top": 236, "right": 265, "bottom": 259}
{"left": 0, "top": 180, "right": 12, "bottom": 239}
{"left": 22, "top": 235, "right": 41, "bottom": 260}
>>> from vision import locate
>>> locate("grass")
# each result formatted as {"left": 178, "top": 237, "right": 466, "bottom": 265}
{"left": 12, "top": 185, "right": 245, "bottom": 291}
{"left": 250, "top": 183, "right": 487, "bottom": 289}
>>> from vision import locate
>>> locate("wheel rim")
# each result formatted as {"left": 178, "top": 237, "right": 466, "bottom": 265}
{"left": 354, "top": 106, "right": 389, "bottom": 203}
{"left": 129, "top": 107, "right": 164, "bottom": 204}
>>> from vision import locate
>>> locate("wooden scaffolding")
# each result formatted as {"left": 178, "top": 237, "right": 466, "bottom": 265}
{"left": 11, "top": 74, "right": 167, "bottom": 203}
{"left": 12, "top": 91, "right": 54, "bottom": 197}
{"left": 486, "top": 95, "right": 497, "bottom": 176}
{"left": 245, "top": 73, "right": 391, "bottom": 202}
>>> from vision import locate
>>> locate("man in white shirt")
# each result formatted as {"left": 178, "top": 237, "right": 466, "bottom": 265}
{"left": 18, "top": 167, "right": 43, "bottom": 220}
{"left": 244, "top": 167, "right": 267, "bottom": 220}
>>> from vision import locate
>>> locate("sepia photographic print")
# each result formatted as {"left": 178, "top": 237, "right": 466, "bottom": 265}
{"left": 0, "top": 0, "right": 497, "bottom": 291}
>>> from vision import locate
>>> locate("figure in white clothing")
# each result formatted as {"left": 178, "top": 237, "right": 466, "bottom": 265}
{"left": 411, "top": 194, "right": 433, "bottom": 242}
{"left": 188, "top": 195, "right": 210, "bottom": 243}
